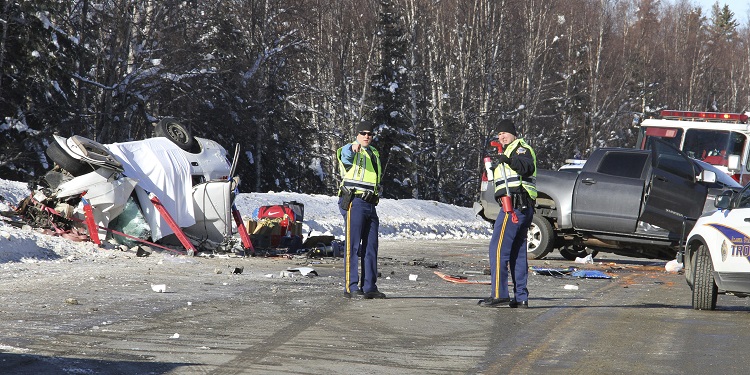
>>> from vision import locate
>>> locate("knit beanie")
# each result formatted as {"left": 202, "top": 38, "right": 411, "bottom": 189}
{"left": 496, "top": 119, "right": 517, "bottom": 136}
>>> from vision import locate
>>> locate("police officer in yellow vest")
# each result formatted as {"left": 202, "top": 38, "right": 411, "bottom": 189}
{"left": 479, "top": 119, "right": 537, "bottom": 308}
{"left": 336, "top": 120, "right": 385, "bottom": 299}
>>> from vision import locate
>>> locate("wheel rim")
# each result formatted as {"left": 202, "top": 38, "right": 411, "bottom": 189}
{"left": 527, "top": 223, "right": 541, "bottom": 254}
{"left": 167, "top": 123, "right": 189, "bottom": 144}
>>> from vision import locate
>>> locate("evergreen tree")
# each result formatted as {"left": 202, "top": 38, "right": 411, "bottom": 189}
{"left": 0, "top": 1, "right": 80, "bottom": 181}
{"left": 701, "top": 3, "right": 739, "bottom": 111}
{"left": 366, "top": 0, "right": 414, "bottom": 199}
{"left": 710, "top": 3, "right": 739, "bottom": 40}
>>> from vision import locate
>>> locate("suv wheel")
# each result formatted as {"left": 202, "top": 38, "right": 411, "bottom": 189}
{"left": 45, "top": 141, "right": 95, "bottom": 176}
{"left": 692, "top": 244, "right": 718, "bottom": 310}
{"left": 527, "top": 213, "right": 554, "bottom": 259}
{"left": 154, "top": 118, "right": 197, "bottom": 152}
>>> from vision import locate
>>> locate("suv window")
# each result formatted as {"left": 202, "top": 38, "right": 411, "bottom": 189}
{"left": 737, "top": 186, "right": 750, "bottom": 208}
{"left": 597, "top": 152, "right": 648, "bottom": 178}
{"left": 652, "top": 139, "right": 695, "bottom": 180}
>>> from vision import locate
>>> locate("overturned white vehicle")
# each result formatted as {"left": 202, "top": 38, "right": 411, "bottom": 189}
{"left": 22, "top": 119, "right": 250, "bottom": 255}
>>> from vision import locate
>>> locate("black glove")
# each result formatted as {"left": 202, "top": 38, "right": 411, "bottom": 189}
{"left": 497, "top": 154, "right": 511, "bottom": 165}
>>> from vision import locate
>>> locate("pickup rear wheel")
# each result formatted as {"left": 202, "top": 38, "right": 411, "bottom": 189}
{"left": 692, "top": 244, "right": 718, "bottom": 310}
{"left": 527, "top": 213, "right": 554, "bottom": 259}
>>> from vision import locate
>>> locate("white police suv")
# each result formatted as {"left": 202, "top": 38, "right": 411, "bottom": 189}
{"left": 684, "top": 185, "right": 750, "bottom": 310}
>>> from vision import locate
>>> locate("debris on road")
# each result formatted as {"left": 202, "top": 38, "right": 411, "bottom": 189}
{"left": 530, "top": 266, "right": 613, "bottom": 279}
{"left": 434, "top": 271, "right": 490, "bottom": 284}
{"left": 151, "top": 284, "right": 166, "bottom": 293}
{"left": 665, "top": 259, "right": 683, "bottom": 273}
{"left": 530, "top": 266, "right": 575, "bottom": 276}
{"left": 571, "top": 270, "right": 612, "bottom": 279}
{"left": 135, "top": 246, "right": 151, "bottom": 257}
{"left": 287, "top": 267, "right": 317, "bottom": 277}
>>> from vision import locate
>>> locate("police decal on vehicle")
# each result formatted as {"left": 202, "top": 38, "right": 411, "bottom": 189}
{"left": 706, "top": 223, "right": 750, "bottom": 259}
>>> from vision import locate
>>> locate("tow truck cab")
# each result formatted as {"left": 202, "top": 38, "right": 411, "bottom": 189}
{"left": 636, "top": 110, "right": 750, "bottom": 185}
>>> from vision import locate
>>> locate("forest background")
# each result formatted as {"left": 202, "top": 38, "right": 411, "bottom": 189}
{"left": 0, "top": 0, "right": 747, "bottom": 208}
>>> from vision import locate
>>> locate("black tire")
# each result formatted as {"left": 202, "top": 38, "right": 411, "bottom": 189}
{"left": 154, "top": 118, "right": 196, "bottom": 152}
{"left": 692, "top": 244, "right": 718, "bottom": 310}
{"left": 685, "top": 244, "right": 698, "bottom": 289}
{"left": 45, "top": 141, "right": 95, "bottom": 176}
{"left": 527, "top": 213, "right": 554, "bottom": 259}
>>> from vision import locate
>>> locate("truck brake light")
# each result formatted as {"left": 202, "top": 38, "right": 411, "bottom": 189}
{"left": 660, "top": 110, "right": 748, "bottom": 123}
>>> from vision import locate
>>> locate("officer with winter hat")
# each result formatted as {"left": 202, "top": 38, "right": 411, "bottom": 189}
{"left": 336, "top": 120, "right": 385, "bottom": 299}
{"left": 479, "top": 118, "right": 537, "bottom": 308}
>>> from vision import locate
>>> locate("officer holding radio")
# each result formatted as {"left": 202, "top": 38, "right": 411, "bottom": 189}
{"left": 479, "top": 119, "right": 537, "bottom": 308}
{"left": 336, "top": 120, "right": 385, "bottom": 299}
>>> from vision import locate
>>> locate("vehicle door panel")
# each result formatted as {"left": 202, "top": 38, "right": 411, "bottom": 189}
{"left": 571, "top": 151, "right": 649, "bottom": 233}
{"left": 639, "top": 140, "right": 707, "bottom": 233}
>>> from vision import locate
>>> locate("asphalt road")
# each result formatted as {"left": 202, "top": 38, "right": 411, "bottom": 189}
{"left": 1, "top": 239, "right": 750, "bottom": 374}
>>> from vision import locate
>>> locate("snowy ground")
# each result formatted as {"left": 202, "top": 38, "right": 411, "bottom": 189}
{"left": 0, "top": 178, "right": 491, "bottom": 263}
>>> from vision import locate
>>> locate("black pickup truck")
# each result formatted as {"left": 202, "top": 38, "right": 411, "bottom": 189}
{"left": 474, "top": 140, "right": 741, "bottom": 260}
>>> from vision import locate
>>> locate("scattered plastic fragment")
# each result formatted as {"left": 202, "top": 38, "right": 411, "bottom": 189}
{"left": 530, "top": 266, "right": 575, "bottom": 276}
{"left": 434, "top": 271, "right": 490, "bottom": 284}
{"left": 170, "top": 333, "right": 180, "bottom": 339}
{"left": 135, "top": 246, "right": 151, "bottom": 257}
{"left": 232, "top": 267, "right": 244, "bottom": 274}
{"left": 287, "top": 267, "right": 317, "bottom": 276}
{"left": 575, "top": 254, "right": 594, "bottom": 264}
{"left": 409, "top": 274, "right": 419, "bottom": 281}
{"left": 564, "top": 284, "right": 579, "bottom": 290}
{"left": 665, "top": 259, "right": 683, "bottom": 273}
{"left": 151, "top": 284, "right": 166, "bottom": 293}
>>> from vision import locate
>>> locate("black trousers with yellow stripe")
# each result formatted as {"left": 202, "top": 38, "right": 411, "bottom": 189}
{"left": 487, "top": 205, "right": 533, "bottom": 301}
{"left": 338, "top": 196, "right": 380, "bottom": 293}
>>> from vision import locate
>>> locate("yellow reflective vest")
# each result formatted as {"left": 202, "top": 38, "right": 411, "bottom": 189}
{"left": 493, "top": 138, "right": 537, "bottom": 200}
{"left": 336, "top": 143, "right": 382, "bottom": 194}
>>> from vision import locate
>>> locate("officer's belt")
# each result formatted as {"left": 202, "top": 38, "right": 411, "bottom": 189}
{"left": 343, "top": 181, "right": 377, "bottom": 191}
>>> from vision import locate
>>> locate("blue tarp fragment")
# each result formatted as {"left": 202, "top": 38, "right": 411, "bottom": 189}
{"left": 571, "top": 270, "right": 612, "bottom": 279}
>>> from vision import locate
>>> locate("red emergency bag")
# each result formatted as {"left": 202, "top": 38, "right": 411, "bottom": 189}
{"left": 256, "top": 201, "right": 304, "bottom": 227}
